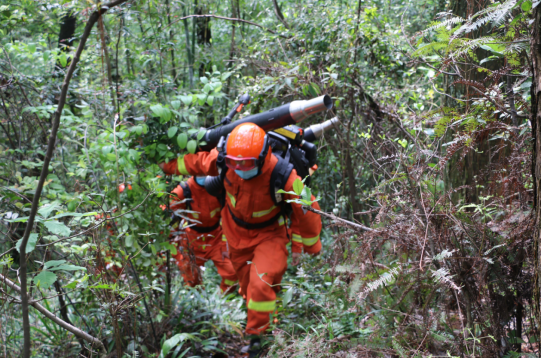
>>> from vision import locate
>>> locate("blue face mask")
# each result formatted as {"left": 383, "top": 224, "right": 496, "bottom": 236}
{"left": 235, "top": 167, "right": 259, "bottom": 180}
{"left": 195, "top": 176, "right": 206, "bottom": 186}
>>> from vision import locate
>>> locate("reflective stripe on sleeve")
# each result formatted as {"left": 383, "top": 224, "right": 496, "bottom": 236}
{"left": 292, "top": 234, "right": 303, "bottom": 243}
{"left": 177, "top": 155, "right": 190, "bottom": 175}
{"left": 222, "top": 234, "right": 227, "bottom": 242}
{"left": 252, "top": 205, "right": 277, "bottom": 218}
{"left": 247, "top": 299, "right": 276, "bottom": 312}
{"left": 224, "top": 279, "right": 238, "bottom": 286}
{"left": 210, "top": 207, "right": 221, "bottom": 218}
{"left": 302, "top": 234, "right": 320, "bottom": 246}
{"left": 278, "top": 216, "right": 285, "bottom": 226}
{"left": 226, "top": 191, "right": 236, "bottom": 208}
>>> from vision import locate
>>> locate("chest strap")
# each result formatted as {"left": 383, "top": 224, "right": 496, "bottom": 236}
{"left": 227, "top": 205, "right": 282, "bottom": 230}
{"left": 189, "top": 221, "right": 220, "bottom": 233}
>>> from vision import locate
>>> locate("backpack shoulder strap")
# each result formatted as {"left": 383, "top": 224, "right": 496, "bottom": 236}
{"left": 270, "top": 154, "right": 294, "bottom": 205}
{"left": 179, "top": 181, "right": 192, "bottom": 210}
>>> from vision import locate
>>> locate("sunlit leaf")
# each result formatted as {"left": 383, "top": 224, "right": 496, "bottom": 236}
{"left": 177, "top": 133, "right": 188, "bottom": 149}
{"left": 33, "top": 270, "right": 57, "bottom": 289}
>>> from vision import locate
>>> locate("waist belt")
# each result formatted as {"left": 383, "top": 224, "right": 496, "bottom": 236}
{"left": 228, "top": 205, "right": 282, "bottom": 230}
{"left": 189, "top": 221, "right": 220, "bottom": 233}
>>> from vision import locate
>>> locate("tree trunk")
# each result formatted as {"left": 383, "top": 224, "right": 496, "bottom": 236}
{"left": 444, "top": 0, "right": 503, "bottom": 204}
{"left": 55, "top": 11, "right": 76, "bottom": 74}
{"left": 271, "top": 0, "right": 290, "bottom": 29}
{"left": 195, "top": 3, "right": 212, "bottom": 76}
{"left": 165, "top": 0, "right": 179, "bottom": 86}
{"left": 530, "top": 1, "right": 541, "bottom": 347}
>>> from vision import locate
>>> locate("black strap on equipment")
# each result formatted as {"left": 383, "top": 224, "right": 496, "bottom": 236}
{"left": 189, "top": 221, "right": 220, "bottom": 233}
{"left": 179, "top": 181, "right": 193, "bottom": 210}
{"left": 227, "top": 205, "right": 282, "bottom": 230}
{"left": 269, "top": 153, "right": 294, "bottom": 205}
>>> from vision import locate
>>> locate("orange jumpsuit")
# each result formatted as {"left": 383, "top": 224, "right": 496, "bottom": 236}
{"left": 162, "top": 150, "right": 322, "bottom": 335}
{"left": 169, "top": 177, "right": 238, "bottom": 293}
{"left": 290, "top": 195, "right": 323, "bottom": 255}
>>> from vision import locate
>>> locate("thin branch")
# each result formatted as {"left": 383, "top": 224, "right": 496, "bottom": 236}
{"left": 304, "top": 206, "right": 375, "bottom": 232}
{"left": 164, "top": 14, "right": 289, "bottom": 39}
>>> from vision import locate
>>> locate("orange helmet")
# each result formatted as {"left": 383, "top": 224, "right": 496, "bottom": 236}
{"left": 224, "top": 123, "right": 270, "bottom": 171}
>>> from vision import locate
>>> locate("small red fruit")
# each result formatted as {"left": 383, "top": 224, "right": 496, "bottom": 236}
{"left": 273, "top": 318, "right": 279, "bottom": 324}
{"left": 118, "top": 183, "right": 125, "bottom": 193}
{"left": 128, "top": 184, "right": 132, "bottom": 190}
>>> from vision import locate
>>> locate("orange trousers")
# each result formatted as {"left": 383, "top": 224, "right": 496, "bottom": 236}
{"left": 229, "top": 237, "right": 289, "bottom": 335}
{"left": 174, "top": 236, "right": 238, "bottom": 293}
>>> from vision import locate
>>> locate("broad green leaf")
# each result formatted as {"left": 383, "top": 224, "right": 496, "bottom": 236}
{"left": 522, "top": 0, "right": 532, "bottom": 11}
{"left": 197, "top": 129, "right": 206, "bottom": 141}
{"left": 200, "top": 76, "right": 209, "bottom": 84}
{"left": 59, "top": 52, "right": 67, "bottom": 67}
{"left": 38, "top": 203, "right": 61, "bottom": 219}
{"left": 292, "top": 178, "right": 304, "bottom": 196}
{"left": 44, "top": 260, "right": 66, "bottom": 269}
{"left": 16, "top": 233, "right": 39, "bottom": 254}
{"left": 67, "top": 200, "right": 77, "bottom": 212}
{"left": 197, "top": 95, "right": 206, "bottom": 106}
{"left": 171, "top": 100, "right": 181, "bottom": 110}
{"left": 301, "top": 185, "right": 312, "bottom": 202}
{"left": 44, "top": 221, "right": 71, "bottom": 237}
{"left": 167, "top": 126, "right": 178, "bottom": 138}
{"left": 48, "top": 264, "right": 86, "bottom": 272}
{"left": 160, "top": 333, "right": 200, "bottom": 358}
{"left": 283, "top": 287, "right": 293, "bottom": 307}
{"left": 221, "top": 72, "right": 232, "bottom": 81}
{"left": 177, "top": 133, "right": 188, "bottom": 149}
{"left": 179, "top": 95, "right": 192, "bottom": 106}
{"left": 28, "top": 43, "right": 36, "bottom": 53}
{"left": 150, "top": 104, "right": 164, "bottom": 118}
{"left": 207, "top": 95, "right": 214, "bottom": 106}
{"left": 33, "top": 270, "right": 57, "bottom": 289}
{"left": 187, "top": 140, "right": 197, "bottom": 154}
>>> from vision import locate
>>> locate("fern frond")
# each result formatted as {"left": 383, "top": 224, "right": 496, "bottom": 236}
{"left": 421, "top": 16, "right": 465, "bottom": 35}
{"left": 454, "top": 0, "right": 517, "bottom": 37}
{"left": 449, "top": 36, "right": 498, "bottom": 60}
{"left": 432, "top": 249, "right": 456, "bottom": 261}
{"left": 359, "top": 266, "right": 401, "bottom": 300}
{"left": 431, "top": 267, "right": 461, "bottom": 291}
{"left": 348, "top": 276, "right": 363, "bottom": 300}
{"left": 392, "top": 338, "right": 409, "bottom": 358}
{"left": 503, "top": 39, "right": 530, "bottom": 54}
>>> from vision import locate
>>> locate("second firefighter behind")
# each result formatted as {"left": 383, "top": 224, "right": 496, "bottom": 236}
{"left": 160, "top": 123, "right": 322, "bottom": 357}
{"left": 169, "top": 176, "right": 238, "bottom": 293}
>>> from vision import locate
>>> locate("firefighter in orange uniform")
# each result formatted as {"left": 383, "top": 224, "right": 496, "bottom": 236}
{"left": 169, "top": 176, "right": 238, "bottom": 293}
{"left": 160, "top": 123, "right": 322, "bottom": 357}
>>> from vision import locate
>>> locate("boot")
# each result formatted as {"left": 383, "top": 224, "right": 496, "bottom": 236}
{"left": 247, "top": 337, "right": 261, "bottom": 358}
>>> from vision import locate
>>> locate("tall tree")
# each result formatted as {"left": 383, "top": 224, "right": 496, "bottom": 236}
{"left": 531, "top": 0, "right": 541, "bottom": 346}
